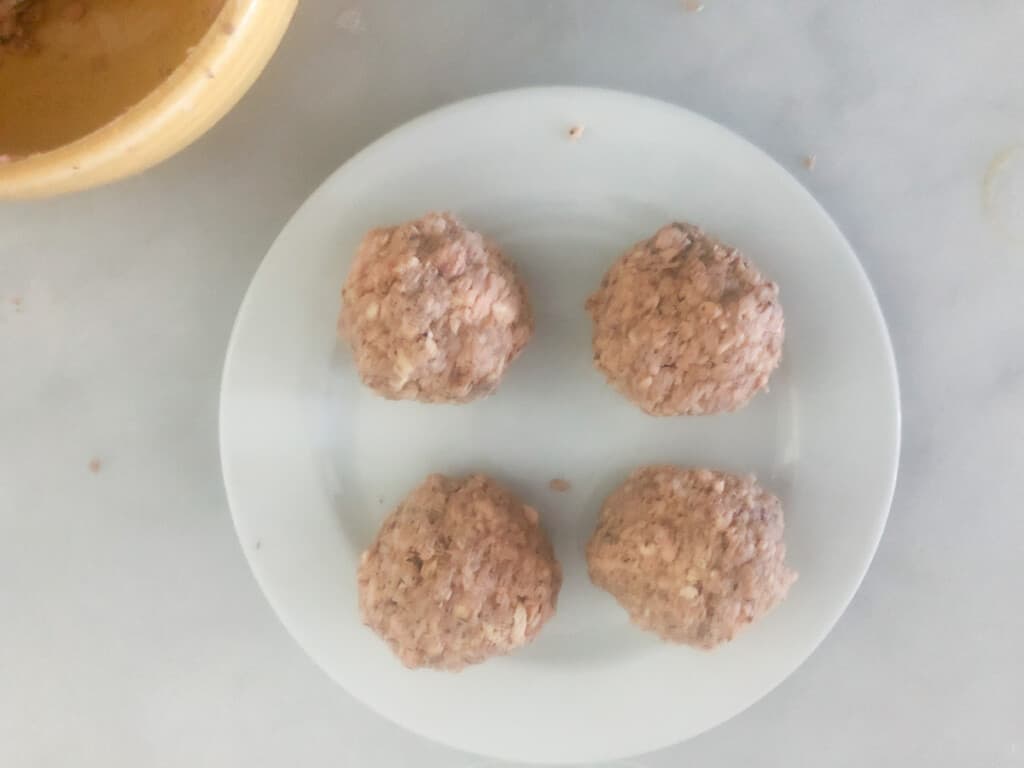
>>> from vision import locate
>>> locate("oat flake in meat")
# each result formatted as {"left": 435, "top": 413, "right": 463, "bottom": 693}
{"left": 586, "top": 223, "right": 784, "bottom": 416}
{"left": 340, "top": 213, "right": 533, "bottom": 403}
{"left": 587, "top": 466, "right": 797, "bottom": 649}
{"left": 358, "top": 473, "right": 562, "bottom": 671}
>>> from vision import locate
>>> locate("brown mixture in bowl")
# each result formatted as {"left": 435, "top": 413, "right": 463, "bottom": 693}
{"left": 0, "top": 0, "right": 35, "bottom": 46}
{"left": 0, "top": 0, "right": 226, "bottom": 157}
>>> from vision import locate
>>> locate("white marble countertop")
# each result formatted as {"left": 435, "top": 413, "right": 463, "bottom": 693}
{"left": 2, "top": 1, "right": 1022, "bottom": 766}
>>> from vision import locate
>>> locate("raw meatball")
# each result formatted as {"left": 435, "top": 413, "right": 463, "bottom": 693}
{"left": 358, "top": 473, "right": 562, "bottom": 671}
{"left": 586, "top": 223, "right": 784, "bottom": 416}
{"left": 586, "top": 466, "right": 796, "bottom": 649}
{"left": 340, "top": 213, "right": 533, "bottom": 403}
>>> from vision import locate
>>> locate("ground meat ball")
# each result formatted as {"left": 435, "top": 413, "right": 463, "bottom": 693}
{"left": 586, "top": 223, "right": 784, "bottom": 416}
{"left": 587, "top": 466, "right": 796, "bottom": 649}
{"left": 340, "top": 213, "right": 533, "bottom": 403}
{"left": 358, "top": 473, "right": 562, "bottom": 671}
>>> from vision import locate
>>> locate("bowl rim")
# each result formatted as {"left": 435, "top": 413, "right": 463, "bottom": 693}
{"left": 0, "top": 0, "right": 298, "bottom": 198}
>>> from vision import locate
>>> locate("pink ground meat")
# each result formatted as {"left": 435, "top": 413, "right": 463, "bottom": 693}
{"left": 340, "top": 213, "right": 533, "bottom": 403}
{"left": 358, "top": 473, "right": 562, "bottom": 671}
{"left": 587, "top": 223, "right": 784, "bottom": 416}
{"left": 587, "top": 466, "right": 796, "bottom": 649}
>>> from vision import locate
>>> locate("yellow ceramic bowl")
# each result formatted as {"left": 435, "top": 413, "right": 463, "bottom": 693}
{"left": 0, "top": 0, "right": 297, "bottom": 199}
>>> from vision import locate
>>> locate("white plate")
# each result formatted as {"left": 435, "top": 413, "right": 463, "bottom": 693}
{"left": 220, "top": 87, "right": 900, "bottom": 765}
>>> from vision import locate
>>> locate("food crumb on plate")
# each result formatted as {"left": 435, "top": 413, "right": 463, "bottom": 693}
{"left": 548, "top": 478, "right": 571, "bottom": 492}
{"left": 567, "top": 124, "right": 585, "bottom": 141}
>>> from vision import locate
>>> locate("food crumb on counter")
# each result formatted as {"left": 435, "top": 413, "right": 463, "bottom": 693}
{"left": 682, "top": 0, "right": 705, "bottom": 12}
{"left": 567, "top": 124, "right": 585, "bottom": 141}
{"left": 88, "top": 458, "right": 103, "bottom": 473}
{"left": 803, "top": 154, "right": 817, "bottom": 171}
{"left": 548, "top": 478, "right": 571, "bottom": 493}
